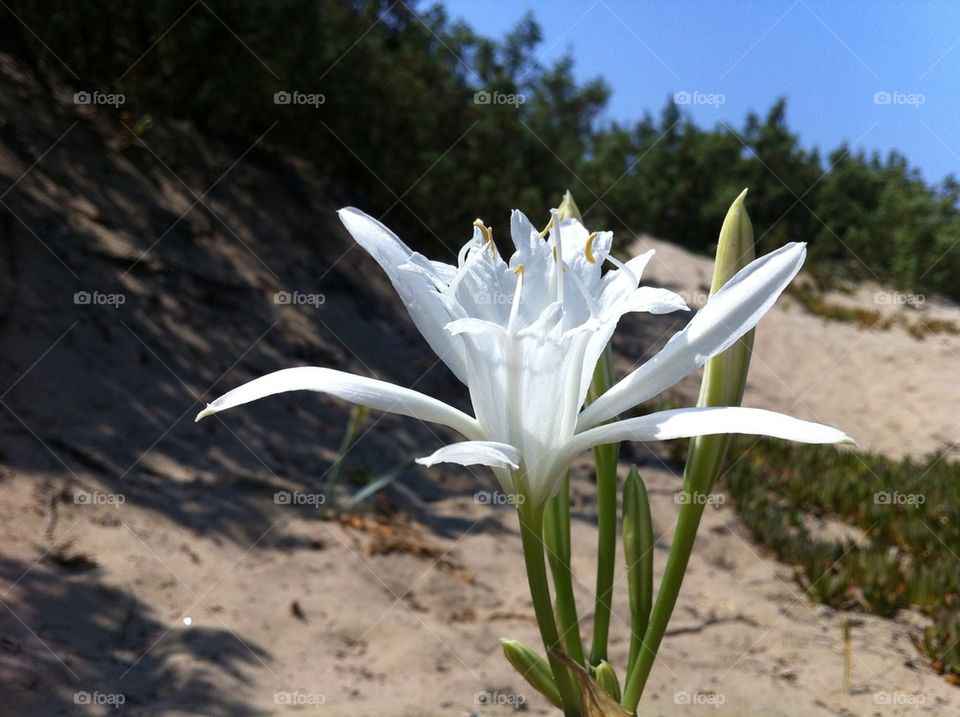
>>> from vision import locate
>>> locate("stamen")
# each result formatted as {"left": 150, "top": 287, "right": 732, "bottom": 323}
{"left": 473, "top": 219, "right": 496, "bottom": 259}
{"left": 605, "top": 252, "right": 638, "bottom": 286}
{"left": 507, "top": 263, "right": 525, "bottom": 334}
{"left": 538, "top": 215, "right": 554, "bottom": 238}
{"left": 584, "top": 232, "right": 599, "bottom": 264}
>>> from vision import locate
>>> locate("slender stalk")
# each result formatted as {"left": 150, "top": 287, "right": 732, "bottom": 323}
{"left": 588, "top": 347, "right": 619, "bottom": 665}
{"left": 589, "top": 441, "right": 618, "bottom": 664}
{"left": 544, "top": 475, "right": 586, "bottom": 664}
{"left": 620, "top": 498, "right": 705, "bottom": 710}
{"left": 517, "top": 494, "right": 581, "bottom": 716}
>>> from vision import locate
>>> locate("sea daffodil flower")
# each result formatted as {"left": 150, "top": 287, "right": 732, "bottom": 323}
{"left": 196, "top": 208, "right": 851, "bottom": 507}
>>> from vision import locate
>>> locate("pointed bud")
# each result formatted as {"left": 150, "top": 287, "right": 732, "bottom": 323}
{"left": 558, "top": 190, "right": 583, "bottom": 222}
{"left": 593, "top": 660, "right": 621, "bottom": 701}
{"left": 500, "top": 638, "right": 562, "bottom": 708}
{"left": 686, "top": 189, "right": 755, "bottom": 493}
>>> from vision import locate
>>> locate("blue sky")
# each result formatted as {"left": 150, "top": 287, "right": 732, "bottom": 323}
{"left": 440, "top": 0, "right": 960, "bottom": 184}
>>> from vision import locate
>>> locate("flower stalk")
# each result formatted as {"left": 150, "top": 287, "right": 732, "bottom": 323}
{"left": 621, "top": 189, "right": 756, "bottom": 711}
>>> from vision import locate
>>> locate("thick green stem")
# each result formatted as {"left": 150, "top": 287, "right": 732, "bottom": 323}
{"left": 518, "top": 497, "right": 581, "bottom": 716}
{"left": 544, "top": 475, "right": 586, "bottom": 664}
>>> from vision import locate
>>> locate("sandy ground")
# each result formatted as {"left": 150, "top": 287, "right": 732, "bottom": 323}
{"left": 1, "top": 50, "right": 958, "bottom": 716}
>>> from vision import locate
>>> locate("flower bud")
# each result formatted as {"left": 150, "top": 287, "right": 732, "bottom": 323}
{"left": 593, "top": 660, "right": 621, "bottom": 701}
{"left": 558, "top": 190, "right": 583, "bottom": 222}
{"left": 687, "top": 189, "right": 755, "bottom": 493}
{"left": 500, "top": 638, "right": 562, "bottom": 708}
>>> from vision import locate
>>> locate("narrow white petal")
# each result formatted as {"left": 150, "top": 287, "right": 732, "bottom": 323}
{"left": 579, "top": 242, "right": 806, "bottom": 430}
{"left": 619, "top": 287, "right": 690, "bottom": 316}
{"left": 416, "top": 440, "right": 520, "bottom": 469}
{"left": 338, "top": 208, "right": 468, "bottom": 383}
{"left": 565, "top": 406, "right": 854, "bottom": 463}
{"left": 196, "top": 366, "right": 483, "bottom": 439}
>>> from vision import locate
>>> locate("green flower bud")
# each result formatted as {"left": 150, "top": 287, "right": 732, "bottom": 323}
{"left": 500, "top": 638, "right": 562, "bottom": 708}
{"left": 558, "top": 189, "right": 583, "bottom": 222}
{"left": 592, "top": 660, "right": 621, "bottom": 701}
{"left": 687, "top": 189, "right": 755, "bottom": 494}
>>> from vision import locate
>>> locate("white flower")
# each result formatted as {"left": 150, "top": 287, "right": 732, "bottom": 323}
{"left": 197, "top": 208, "right": 852, "bottom": 507}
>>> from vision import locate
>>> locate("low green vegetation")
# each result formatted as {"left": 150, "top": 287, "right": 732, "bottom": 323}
{"left": 723, "top": 437, "right": 960, "bottom": 683}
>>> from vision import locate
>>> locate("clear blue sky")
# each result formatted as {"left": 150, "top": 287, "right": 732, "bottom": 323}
{"left": 440, "top": 0, "right": 960, "bottom": 184}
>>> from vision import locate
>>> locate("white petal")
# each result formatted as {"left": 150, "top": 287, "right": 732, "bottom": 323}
{"left": 338, "top": 208, "right": 468, "bottom": 383}
{"left": 564, "top": 406, "right": 854, "bottom": 462}
{"left": 196, "top": 366, "right": 483, "bottom": 439}
{"left": 619, "top": 287, "right": 690, "bottom": 316}
{"left": 416, "top": 440, "right": 520, "bottom": 469}
{"left": 578, "top": 242, "right": 806, "bottom": 430}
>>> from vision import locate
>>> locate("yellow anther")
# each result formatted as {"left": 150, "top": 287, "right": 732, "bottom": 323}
{"left": 584, "top": 232, "right": 598, "bottom": 264}
{"left": 513, "top": 263, "right": 525, "bottom": 275}
{"left": 473, "top": 219, "right": 496, "bottom": 258}
{"left": 538, "top": 215, "right": 554, "bottom": 238}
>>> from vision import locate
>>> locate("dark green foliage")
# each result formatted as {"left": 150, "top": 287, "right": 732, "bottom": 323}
{"left": 2, "top": 3, "right": 957, "bottom": 299}
{"left": 724, "top": 437, "right": 960, "bottom": 681}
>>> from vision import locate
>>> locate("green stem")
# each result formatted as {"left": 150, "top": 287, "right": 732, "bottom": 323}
{"left": 620, "top": 499, "right": 705, "bottom": 711}
{"left": 588, "top": 347, "right": 619, "bottom": 666}
{"left": 518, "top": 496, "right": 581, "bottom": 716}
{"left": 544, "top": 475, "right": 586, "bottom": 664}
{"left": 589, "top": 441, "right": 618, "bottom": 665}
